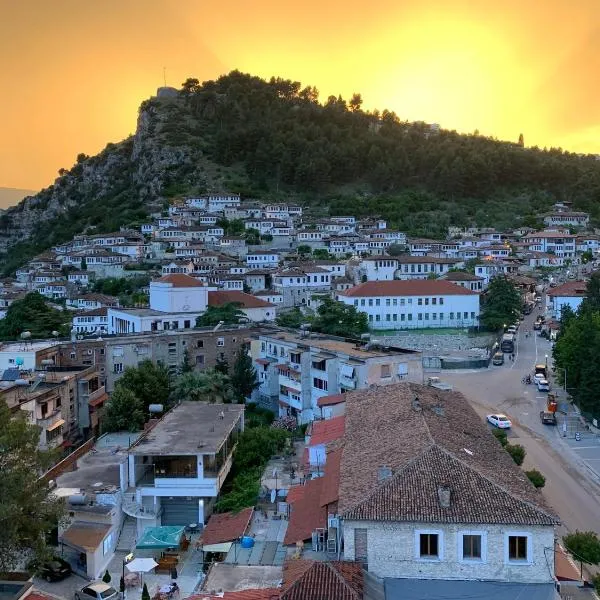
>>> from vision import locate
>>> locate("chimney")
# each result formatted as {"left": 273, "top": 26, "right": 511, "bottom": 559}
{"left": 437, "top": 485, "right": 451, "bottom": 508}
{"left": 377, "top": 465, "right": 393, "bottom": 483}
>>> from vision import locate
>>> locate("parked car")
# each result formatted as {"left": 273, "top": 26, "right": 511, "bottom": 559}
{"left": 74, "top": 582, "right": 120, "bottom": 600}
{"left": 537, "top": 379, "right": 550, "bottom": 392}
{"left": 487, "top": 414, "right": 512, "bottom": 429}
{"left": 507, "top": 326, "right": 517, "bottom": 335}
{"left": 533, "top": 373, "right": 546, "bottom": 385}
{"left": 492, "top": 352, "right": 505, "bottom": 366}
{"left": 540, "top": 411, "right": 557, "bottom": 425}
{"left": 33, "top": 557, "right": 72, "bottom": 582}
{"left": 533, "top": 321, "right": 542, "bottom": 331}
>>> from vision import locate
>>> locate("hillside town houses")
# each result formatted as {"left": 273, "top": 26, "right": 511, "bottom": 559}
{"left": 3, "top": 190, "right": 597, "bottom": 600}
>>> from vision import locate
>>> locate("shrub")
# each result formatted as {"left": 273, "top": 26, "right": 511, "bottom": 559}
{"left": 491, "top": 428, "right": 508, "bottom": 447}
{"left": 142, "top": 583, "right": 150, "bottom": 600}
{"left": 505, "top": 443, "right": 526, "bottom": 465}
{"left": 102, "top": 570, "right": 111, "bottom": 583}
{"left": 525, "top": 469, "right": 546, "bottom": 488}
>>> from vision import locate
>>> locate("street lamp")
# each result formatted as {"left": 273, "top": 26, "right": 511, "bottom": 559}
{"left": 545, "top": 354, "right": 548, "bottom": 369}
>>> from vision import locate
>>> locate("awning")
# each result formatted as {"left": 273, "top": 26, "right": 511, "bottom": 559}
{"left": 255, "top": 358, "right": 271, "bottom": 366}
{"left": 201, "top": 542, "right": 232, "bottom": 553}
{"left": 47, "top": 419, "right": 65, "bottom": 432}
{"left": 89, "top": 392, "right": 108, "bottom": 407}
{"left": 136, "top": 526, "right": 184, "bottom": 549}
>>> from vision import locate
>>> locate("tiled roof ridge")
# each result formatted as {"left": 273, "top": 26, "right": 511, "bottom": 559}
{"left": 430, "top": 443, "right": 559, "bottom": 523}
{"left": 282, "top": 561, "right": 360, "bottom": 600}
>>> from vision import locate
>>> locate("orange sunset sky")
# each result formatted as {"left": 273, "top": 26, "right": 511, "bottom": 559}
{"left": 1, "top": 0, "right": 599, "bottom": 191}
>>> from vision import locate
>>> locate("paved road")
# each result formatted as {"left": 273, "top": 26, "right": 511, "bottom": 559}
{"left": 442, "top": 302, "right": 600, "bottom": 539}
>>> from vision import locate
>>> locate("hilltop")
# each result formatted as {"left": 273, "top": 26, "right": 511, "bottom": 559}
{"left": 2, "top": 70, "right": 600, "bottom": 273}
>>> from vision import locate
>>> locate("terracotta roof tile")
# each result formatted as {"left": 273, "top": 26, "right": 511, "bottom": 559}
{"left": 548, "top": 281, "right": 587, "bottom": 298}
{"left": 286, "top": 485, "right": 306, "bottom": 505}
{"left": 442, "top": 272, "right": 483, "bottom": 281}
{"left": 157, "top": 273, "right": 206, "bottom": 287}
{"left": 201, "top": 507, "right": 253, "bottom": 546}
{"left": 308, "top": 416, "right": 345, "bottom": 446}
{"left": 188, "top": 590, "right": 279, "bottom": 600}
{"left": 317, "top": 394, "right": 346, "bottom": 407}
{"left": 341, "top": 280, "right": 475, "bottom": 297}
{"left": 281, "top": 559, "right": 363, "bottom": 600}
{"left": 283, "top": 478, "right": 327, "bottom": 545}
{"left": 338, "top": 383, "right": 558, "bottom": 526}
{"left": 208, "top": 291, "right": 274, "bottom": 308}
{"left": 320, "top": 447, "right": 342, "bottom": 508}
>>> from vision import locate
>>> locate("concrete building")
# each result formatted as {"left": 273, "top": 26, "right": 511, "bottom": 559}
{"left": 522, "top": 232, "right": 576, "bottom": 258}
{"left": 338, "top": 384, "right": 558, "bottom": 593}
{"left": 337, "top": 280, "right": 480, "bottom": 330}
{"left": 251, "top": 331, "right": 421, "bottom": 423}
{"left": 125, "top": 402, "right": 244, "bottom": 536}
{"left": 440, "top": 271, "right": 484, "bottom": 292}
{"left": 546, "top": 281, "right": 587, "bottom": 318}
{"left": 543, "top": 211, "right": 589, "bottom": 228}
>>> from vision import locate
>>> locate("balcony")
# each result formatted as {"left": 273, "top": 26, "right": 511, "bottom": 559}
{"left": 279, "top": 374, "right": 302, "bottom": 391}
{"left": 122, "top": 489, "right": 160, "bottom": 519}
{"left": 38, "top": 410, "right": 62, "bottom": 429}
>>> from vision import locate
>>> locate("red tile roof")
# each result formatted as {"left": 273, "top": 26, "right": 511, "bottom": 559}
{"left": 208, "top": 291, "right": 274, "bottom": 308}
{"left": 286, "top": 485, "right": 306, "bottom": 505}
{"left": 548, "top": 281, "right": 587, "bottom": 297}
{"left": 281, "top": 559, "right": 363, "bottom": 600}
{"left": 308, "top": 416, "right": 345, "bottom": 446}
{"left": 201, "top": 507, "right": 253, "bottom": 546}
{"left": 188, "top": 590, "right": 280, "bottom": 600}
{"left": 317, "top": 393, "right": 346, "bottom": 407}
{"left": 320, "top": 447, "right": 342, "bottom": 508}
{"left": 157, "top": 273, "right": 205, "bottom": 287}
{"left": 341, "top": 280, "right": 476, "bottom": 297}
{"left": 283, "top": 477, "right": 327, "bottom": 545}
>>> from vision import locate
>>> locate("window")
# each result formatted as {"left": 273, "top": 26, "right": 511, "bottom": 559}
{"left": 354, "top": 528, "right": 368, "bottom": 563}
{"left": 386, "top": 314, "right": 391, "bottom": 321}
{"left": 375, "top": 299, "right": 380, "bottom": 306}
{"left": 113, "top": 363, "right": 123, "bottom": 374}
{"left": 424, "top": 313, "right": 429, "bottom": 320}
{"left": 507, "top": 533, "right": 530, "bottom": 563}
{"left": 217, "top": 337, "right": 225, "bottom": 347}
{"left": 417, "top": 531, "right": 442, "bottom": 559}
{"left": 313, "top": 378, "right": 328, "bottom": 391}
{"left": 380, "top": 364, "right": 391, "bottom": 378}
{"left": 432, "top": 297, "right": 437, "bottom": 305}
{"left": 361, "top": 299, "right": 365, "bottom": 306}
{"left": 471, "top": 312, "right": 476, "bottom": 319}
{"left": 393, "top": 314, "right": 397, "bottom": 321}
{"left": 450, "top": 312, "right": 455, "bottom": 320}
{"left": 368, "top": 299, "right": 373, "bottom": 307}
{"left": 432, "top": 313, "right": 437, "bottom": 320}
{"left": 70, "top": 352, "right": 76, "bottom": 359}
{"left": 439, "top": 312, "right": 444, "bottom": 320}
{"left": 407, "top": 314, "right": 413, "bottom": 321}
{"left": 439, "top": 297, "right": 444, "bottom": 305}
{"left": 354, "top": 300, "right": 358, "bottom": 306}
{"left": 386, "top": 299, "right": 391, "bottom": 306}
{"left": 418, "top": 313, "right": 423, "bottom": 320}
{"left": 461, "top": 533, "right": 485, "bottom": 561}
{"left": 464, "top": 312, "right": 468, "bottom": 319}
{"left": 196, "top": 355, "right": 205, "bottom": 365}
{"left": 400, "top": 298, "right": 405, "bottom": 306}
{"left": 425, "top": 298, "right": 429, "bottom": 305}
{"left": 375, "top": 314, "right": 380, "bottom": 321}
{"left": 103, "top": 531, "right": 114, "bottom": 555}
{"left": 418, "top": 298, "right": 423, "bottom": 305}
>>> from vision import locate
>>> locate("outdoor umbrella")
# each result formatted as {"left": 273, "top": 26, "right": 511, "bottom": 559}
{"left": 126, "top": 557, "right": 158, "bottom": 590}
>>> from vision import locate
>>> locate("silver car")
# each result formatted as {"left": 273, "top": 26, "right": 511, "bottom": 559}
{"left": 75, "top": 582, "right": 120, "bottom": 600}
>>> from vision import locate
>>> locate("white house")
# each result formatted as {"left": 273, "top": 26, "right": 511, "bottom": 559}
{"left": 207, "top": 290, "right": 277, "bottom": 323}
{"left": 338, "top": 280, "right": 480, "bottom": 330}
{"left": 522, "top": 232, "right": 576, "bottom": 258}
{"left": 338, "top": 384, "right": 558, "bottom": 593}
{"left": 125, "top": 403, "right": 244, "bottom": 536}
{"left": 543, "top": 211, "right": 589, "bottom": 228}
{"left": 547, "top": 281, "right": 587, "bottom": 318}
{"left": 72, "top": 308, "right": 109, "bottom": 334}
{"left": 246, "top": 250, "right": 280, "bottom": 270}
{"left": 107, "top": 274, "right": 214, "bottom": 334}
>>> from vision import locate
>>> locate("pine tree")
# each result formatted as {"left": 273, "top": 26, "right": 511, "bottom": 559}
{"left": 230, "top": 348, "right": 259, "bottom": 402}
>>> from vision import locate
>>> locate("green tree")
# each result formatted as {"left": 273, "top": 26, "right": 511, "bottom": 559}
{"left": 297, "top": 245, "right": 311, "bottom": 257}
{"left": 178, "top": 349, "right": 193, "bottom": 375}
{"left": 312, "top": 249, "right": 332, "bottom": 260}
{"left": 0, "top": 400, "right": 65, "bottom": 572}
{"left": 491, "top": 428, "right": 508, "bottom": 447}
{"left": 172, "top": 369, "right": 235, "bottom": 403}
{"left": 141, "top": 583, "right": 150, "bottom": 600}
{"left": 563, "top": 531, "right": 600, "bottom": 571}
{"left": 525, "top": 469, "right": 546, "bottom": 488}
{"left": 102, "top": 387, "right": 145, "bottom": 433}
{"left": 387, "top": 243, "right": 407, "bottom": 256}
{"left": 480, "top": 277, "right": 522, "bottom": 330}
{"left": 215, "top": 355, "right": 229, "bottom": 375}
{"left": 116, "top": 360, "right": 170, "bottom": 414}
{"left": 196, "top": 303, "right": 245, "bottom": 327}
{"left": 80, "top": 257, "right": 87, "bottom": 270}
{"left": 312, "top": 297, "right": 369, "bottom": 338}
{"left": 230, "top": 348, "right": 259, "bottom": 402}
{"left": 505, "top": 443, "right": 526, "bottom": 466}
{"left": 582, "top": 271, "right": 600, "bottom": 313}
{"left": 276, "top": 307, "right": 304, "bottom": 329}
{"left": 0, "top": 292, "right": 70, "bottom": 341}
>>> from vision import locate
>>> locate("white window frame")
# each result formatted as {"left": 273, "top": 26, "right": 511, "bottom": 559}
{"left": 415, "top": 529, "right": 444, "bottom": 561}
{"left": 458, "top": 530, "right": 487, "bottom": 563}
{"left": 504, "top": 531, "right": 532, "bottom": 565}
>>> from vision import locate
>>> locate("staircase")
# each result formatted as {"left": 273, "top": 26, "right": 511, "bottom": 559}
{"left": 116, "top": 516, "right": 137, "bottom": 552}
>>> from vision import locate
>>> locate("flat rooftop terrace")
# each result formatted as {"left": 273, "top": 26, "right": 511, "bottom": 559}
{"left": 129, "top": 401, "right": 244, "bottom": 455}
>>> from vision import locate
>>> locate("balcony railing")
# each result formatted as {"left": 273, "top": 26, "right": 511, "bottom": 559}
{"left": 122, "top": 490, "right": 161, "bottom": 519}
{"left": 38, "top": 410, "right": 62, "bottom": 428}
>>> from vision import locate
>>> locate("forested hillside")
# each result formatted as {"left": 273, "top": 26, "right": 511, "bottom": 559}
{"left": 2, "top": 70, "right": 600, "bottom": 272}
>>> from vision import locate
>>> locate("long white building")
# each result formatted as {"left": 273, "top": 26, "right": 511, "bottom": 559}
{"left": 337, "top": 280, "right": 480, "bottom": 330}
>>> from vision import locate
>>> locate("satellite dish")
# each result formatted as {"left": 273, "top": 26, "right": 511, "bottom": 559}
{"left": 270, "top": 489, "right": 276, "bottom": 504}
{"left": 15, "top": 357, "right": 24, "bottom": 366}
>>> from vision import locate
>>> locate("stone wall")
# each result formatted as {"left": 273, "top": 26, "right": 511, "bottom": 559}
{"left": 343, "top": 520, "right": 555, "bottom": 584}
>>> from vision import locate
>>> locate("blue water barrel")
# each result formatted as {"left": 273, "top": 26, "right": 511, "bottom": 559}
{"left": 240, "top": 536, "right": 255, "bottom": 549}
